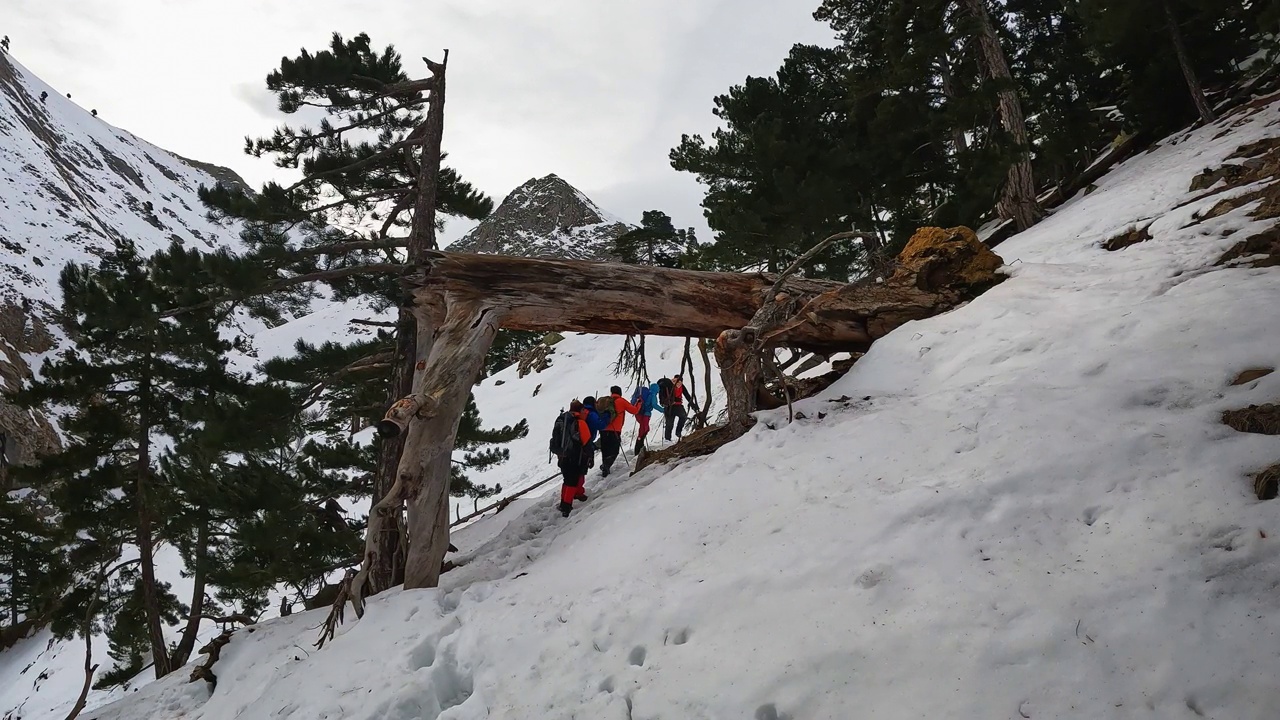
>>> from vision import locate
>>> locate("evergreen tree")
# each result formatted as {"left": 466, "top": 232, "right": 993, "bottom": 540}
{"left": 612, "top": 211, "right": 696, "bottom": 267}
{"left": 199, "top": 33, "right": 497, "bottom": 594}
{"left": 486, "top": 330, "right": 541, "bottom": 376}
{"left": 1079, "top": 0, "right": 1257, "bottom": 128}
{"left": 0, "top": 491, "right": 65, "bottom": 636}
{"left": 671, "top": 44, "right": 890, "bottom": 280}
{"left": 450, "top": 394, "right": 528, "bottom": 499}
{"left": 18, "top": 240, "right": 250, "bottom": 679}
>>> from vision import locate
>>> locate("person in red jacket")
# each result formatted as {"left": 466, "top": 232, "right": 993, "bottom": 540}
{"left": 554, "top": 400, "right": 593, "bottom": 517}
{"left": 597, "top": 385, "right": 640, "bottom": 477}
{"left": 663, "top": 375, "right": 688, "bottom": 441}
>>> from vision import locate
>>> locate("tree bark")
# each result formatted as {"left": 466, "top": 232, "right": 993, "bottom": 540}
{"left": 961, "top": 0, "right": 1041, "bottom": 231}
{"left": 401, "top": 301, "right": 507, "bottom": 589}
{"left": 940, "top": 53, "right": 970, "bottom": 155}
{"left": 169, "top": 518, "right": 209, "bottom": 669}
{"left": 1162, "top": 0, "right": 1215, "bottom": 123}
{"left": 408, "top": 251, "right": 863, "bottom": 354}
{"left": 363, "top": 52, "right": 450, "bottom": 596}
{"left": 135, "top": 354, "right": 171, "bottom": 679}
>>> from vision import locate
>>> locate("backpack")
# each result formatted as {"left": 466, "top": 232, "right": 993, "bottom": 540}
{"left": 549, "top": 411, "right": 581, "bottom": 455}
{"left": 657, "top": 377, "right": 674, "bottom": 407}
{"left": 597, "top": 395, "right": 618, "bottom": 425}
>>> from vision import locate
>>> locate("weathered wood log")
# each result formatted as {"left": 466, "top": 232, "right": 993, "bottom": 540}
{"left": 762, "top": 227, "right": 1003, "bottom": 346}
{"left": 715, "top": 227, "right": 1003, "bottom": 431}
{"left": 408, "top": 251, "right": 865, "bottom": 353}
{"left": 399, "top": 300, "right": 508, "bottom": 589}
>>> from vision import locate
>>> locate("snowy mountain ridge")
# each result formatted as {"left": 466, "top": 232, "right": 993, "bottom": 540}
{"left": 66, "top": 81, "right": 1280, "bottom": 720}
{"left": 446, "top": 173, "right": 632, "bottom": 260}
{"left": 0, "top": 49, "right": 256, "bottom": 468}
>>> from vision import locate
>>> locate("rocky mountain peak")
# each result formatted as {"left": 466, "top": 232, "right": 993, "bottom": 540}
{"left": 448, "top": 173, "right": 632, "bottom": 260}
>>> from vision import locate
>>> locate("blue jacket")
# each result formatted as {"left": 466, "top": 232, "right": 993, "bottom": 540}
{"left": 630, "top": 384, "right": 664, "bottom": 417}
{"left": 581, "top": 400, "right": 606, "bottom": 441}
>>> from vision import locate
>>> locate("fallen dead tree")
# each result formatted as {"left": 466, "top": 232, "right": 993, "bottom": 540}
{"left": 716, "top": 227, "right": 1004, "bottom": 435}
{"left": 329, "top": 225, "right": 1005, "bottom": 639}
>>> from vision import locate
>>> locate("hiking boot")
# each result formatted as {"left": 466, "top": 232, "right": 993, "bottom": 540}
{"left": 558, "top": 502, "right": 572, "bottom": 517}
{"left": 576, "top": 494, "right": 589, "bottom": 502}
{"left": 601, "top": 467, "right": 610, "bottom": 478}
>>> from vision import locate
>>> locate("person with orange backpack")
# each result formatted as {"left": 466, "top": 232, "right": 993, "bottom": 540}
{"left": 595, "top": 385, "right": 640, "bottom": 477}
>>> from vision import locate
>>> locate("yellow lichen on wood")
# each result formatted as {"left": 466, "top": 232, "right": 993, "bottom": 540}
{"left": 893, "top": 226, "right": 1004, "bottom": 289}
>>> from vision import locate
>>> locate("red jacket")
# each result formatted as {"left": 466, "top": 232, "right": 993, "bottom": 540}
{"left": 604, "top": 393, "right": 640, "bottom": 432}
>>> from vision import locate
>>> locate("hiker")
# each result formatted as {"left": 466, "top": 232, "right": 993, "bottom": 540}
{"left": 581, "top": 396, "right": 608, "bottom": 471}
{"left": 658, "top": 375, "right": 689, "bottom": 441}
{"left": 630, "top": 382, "right": 664, "bottom": 455}
{"left": 550, "top": 400, "right": 592, "bottom": 517}
{"left": 596, "top": 385, "right": 640, "bottom": 477}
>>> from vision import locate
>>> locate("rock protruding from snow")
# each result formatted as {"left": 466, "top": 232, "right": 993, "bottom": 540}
{"left": 448, "top": 174, "right": 631, "bottom": 260}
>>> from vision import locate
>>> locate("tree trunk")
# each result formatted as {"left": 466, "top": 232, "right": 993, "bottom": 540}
{"left": 368, "top": 314, "right": 411, "bottom": 593}
{"left": 940, "top": 54, "right": 970, "bottom": 155}
{"left": 1162, "top": 0, "right": 1215, "bottom": 123}
{"left": 401, "top": 301, "right": 507, "bottom": 589}
{"left": 136, "top": 356, "right": 171, "bottom": 679}
{"left": 169, "top": 518, "right": 209, "bottom": 668}
{"left": 698, "top": 338, "right": 715, "bottom": 426}
{"left": 363, "top": 53, "right": 450, "bottom": 596}
{"left": 962, "top": 0, "right": 1041, "bottom": 231}
{"left": 408, "top": 251, "right": 863, "bottom": 354}
{"left": 714, "top": 327, "right": 764, "bottom": 436}
{"left": 351, "top": 300, "right": 443, "bottom": 613}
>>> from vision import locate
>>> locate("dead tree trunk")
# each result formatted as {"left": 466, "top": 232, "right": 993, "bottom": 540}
{"left": 407, "top": 251, "right": 861, "bottom": 353}
{"left": 365, "top": 52, "right": 450, "bottom": 596}
{"left": 400, "top": 301, "right": 507, "bottom": 589}
{"left": 961, "top": 0, "right": 1041, "bottom": 231}
{"left": 1162, "top": 0, "right": 1215, "bottom": 123}
{"left": 351, "top": 298, "right": 443, "bottom": 614}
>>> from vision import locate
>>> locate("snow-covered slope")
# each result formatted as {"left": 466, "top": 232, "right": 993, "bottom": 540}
{"left": 0, "top": 49, "right": 256, "bottom": 466}
{"left": 75, "top": 86, "right": 1280, "bottom": 720}
{"left": 0, "top": 51, "right": 249, "bottom": 316}
{"left": 446, "top": 174, "right": 632, "bottom": 260}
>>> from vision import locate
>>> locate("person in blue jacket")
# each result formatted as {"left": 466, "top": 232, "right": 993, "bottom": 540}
{"left": 630, "top": 382, "right": 665, "bottom": 454}
{"left": 581, "top": 396, "right": 608, "bottom": 471}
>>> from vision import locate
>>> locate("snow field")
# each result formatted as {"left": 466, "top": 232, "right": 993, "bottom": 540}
{"left": 73, "top": 89, "right": 1280, "bottom": 720}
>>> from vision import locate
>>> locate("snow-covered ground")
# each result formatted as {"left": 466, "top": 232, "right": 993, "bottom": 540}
{"left": 57, "top": 85, "right": 1280, "bottom": 720}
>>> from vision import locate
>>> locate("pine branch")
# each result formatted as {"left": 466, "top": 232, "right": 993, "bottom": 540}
{"left": 771, "top": 230, "right": 878, "bottom": 295}
{"left": 159, "top": 264, "right": 409, "bottom": 318}
{"left": 282, "top": 133, "right": 424, "bottom": 193}
{"left": 302, "top": 352, "right": 395, "bottom": 408}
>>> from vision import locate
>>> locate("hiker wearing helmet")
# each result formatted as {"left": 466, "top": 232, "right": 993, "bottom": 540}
{"left": 596, "top": 385, "right": 640, "bottom": 477}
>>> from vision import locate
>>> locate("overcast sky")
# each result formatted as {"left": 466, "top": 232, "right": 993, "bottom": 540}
{"left": 7, "top": 0, "right": 834, "bottom": 243}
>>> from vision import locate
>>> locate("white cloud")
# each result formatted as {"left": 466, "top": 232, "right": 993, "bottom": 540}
{"left": 7, "top": 0, "right": 833, "bottom": 238}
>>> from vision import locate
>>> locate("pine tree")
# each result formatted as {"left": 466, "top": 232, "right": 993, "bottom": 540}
{"left": 1079, "top": 0, "right": 1256, "bottom": 129}
{"left": 200, "top": 33, "right": 494, "bottom": 595}
{"left": 486, "top": 330, "right": 541, "bottom": 376}
{"left": 671, "top": 44, "right": 890, "bottom": 280}
{"left": 18, "top": 240, "right": 245, "bottom": 680}
{"left": 0, "top": 491, "right": 65, "bottom": 643}
{"left": 612, "top": 211, "right": 696, "bottom": 267}
{"left": 450, "top": 394, "right": 528, "bottom": 499}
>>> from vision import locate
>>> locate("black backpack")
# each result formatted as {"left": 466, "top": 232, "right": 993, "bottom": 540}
{"left": 657, "top": 377, "right": 674, "bottom": 407}
{"left": 549, "top": 411, "right": 581, "bottom": 456}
